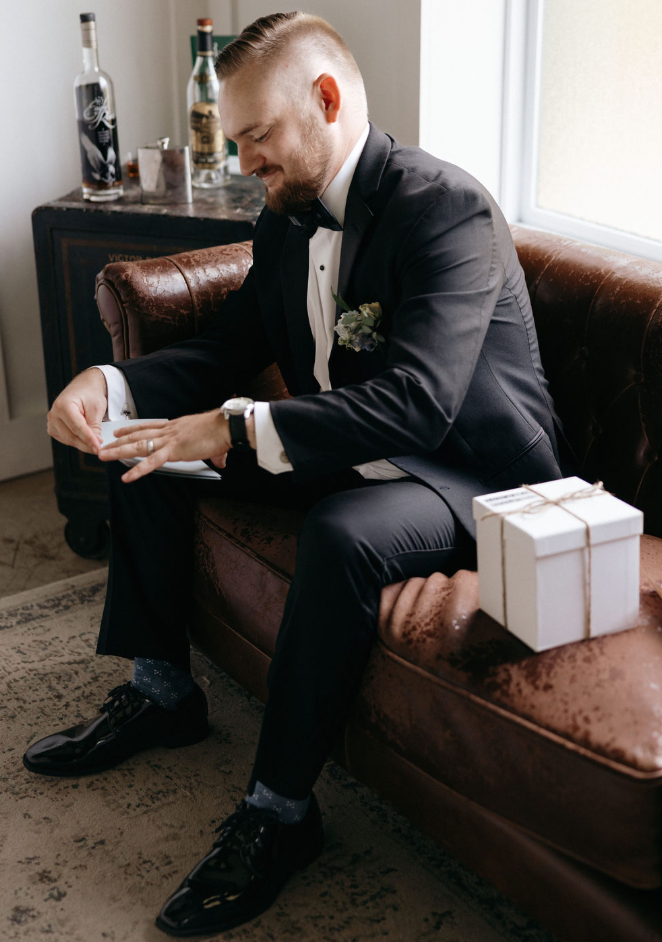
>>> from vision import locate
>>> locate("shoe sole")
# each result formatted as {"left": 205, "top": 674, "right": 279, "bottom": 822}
{"left": 154, "top": 835, "right": 324, "bottom": 937}
{"left": 22, "top": 723, "right": 210, "bottom": 778}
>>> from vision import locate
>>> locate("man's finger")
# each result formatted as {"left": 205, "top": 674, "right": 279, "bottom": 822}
{"left": 120, "top": 450, "right": 169, "bottom": 483}
{"left": 49, "top": 408, "right": 101, "bottom": 454}
{"left": 99, "top": 438, "right": 159, "bottom": 461}
{"left": 112, "top": 420, "right": 169, "bottom": 439}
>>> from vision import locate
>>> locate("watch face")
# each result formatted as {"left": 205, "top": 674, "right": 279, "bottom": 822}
{"left": 221, "top": 396, "right": 254, "bottom": 416}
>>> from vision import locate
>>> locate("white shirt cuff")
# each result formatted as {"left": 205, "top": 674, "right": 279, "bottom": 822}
{"left": 93, "top": 364, "right": 138, "bottom": 421}
{"left": 254, "top": 401, "right": 293, "bottom": 474}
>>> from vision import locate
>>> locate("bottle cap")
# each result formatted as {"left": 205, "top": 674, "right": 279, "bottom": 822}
{"left": 79, "top": 13, "right": 96, "bottom": 22}
{"left": 197, "top": 18, "right": 213, "bottom": 30}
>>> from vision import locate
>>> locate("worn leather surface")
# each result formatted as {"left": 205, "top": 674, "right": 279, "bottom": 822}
{"left": 193, "top": 499, "right": 302, "bottom": 659}
{"left": 96, "top": 242, "right": 255, "bottom": 359}
{"left": 367, "top": 534, "right": 662, "bottom": 888}
{"left": 512, "top": 225, "right": 662, "bottom": 537}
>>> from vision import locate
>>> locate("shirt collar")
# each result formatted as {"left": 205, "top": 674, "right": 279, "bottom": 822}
{"left": 319, "top": 124, "right": 370, "bottom": 228}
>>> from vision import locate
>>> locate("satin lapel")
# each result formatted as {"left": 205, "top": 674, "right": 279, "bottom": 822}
{"left": 280, "top": 224, "right": 319, "bottom": 394}
{"left": 329, "top": 126, "right": 392, "bottom": 386}
{"left": 335, "top": 194, "right": 373, "bottom": 318}
{"left": 335, "top": 124, "right": 392, "bottom": 322}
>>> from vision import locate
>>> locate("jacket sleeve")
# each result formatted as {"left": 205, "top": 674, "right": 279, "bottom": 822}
{"left": 114, "top": 218, "right": 275, "bottom": 419}
{"left": 270, "top": 184, "right": 504, "bottom": 477}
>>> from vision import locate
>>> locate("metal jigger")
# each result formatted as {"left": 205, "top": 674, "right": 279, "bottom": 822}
{"left": 138, "top": 138, "right": 193, "bottom": 204}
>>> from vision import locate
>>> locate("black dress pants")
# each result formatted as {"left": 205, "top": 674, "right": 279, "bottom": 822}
{"left": 98, "top": 451, "right": 475, "bottom": 799}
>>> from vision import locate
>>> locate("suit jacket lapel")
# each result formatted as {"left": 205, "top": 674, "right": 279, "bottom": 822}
{"left": 335, "top": 124, "right": 391, "bottom": 321}
{"left": 330, "top": 125, "right": 392, "bottom": 386}
{"left": 335, "top": 192, "right": 373, "bottom": 314}
{"left": 280, "top": 224, "right": 319, "bottom": 394}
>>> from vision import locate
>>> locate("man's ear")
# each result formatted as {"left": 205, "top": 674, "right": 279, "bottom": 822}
{"left": 314, "top": 73, "right": 341, "bottom": 123}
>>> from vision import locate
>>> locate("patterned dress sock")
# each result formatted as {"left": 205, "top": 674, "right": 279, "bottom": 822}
{"left": 245, "top": 780, "right": 311, "bottom": 824}
{"left": 131, "top": 658, "right": 195, "bottom": 710}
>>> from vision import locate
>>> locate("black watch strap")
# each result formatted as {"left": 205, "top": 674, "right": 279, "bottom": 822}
{"left": 228, "top": 412, "right": 252, "bottom": 451}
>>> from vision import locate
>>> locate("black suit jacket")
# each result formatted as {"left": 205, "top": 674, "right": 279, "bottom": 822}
{"left": 118, "top": 125, "right": 566, "bottom": 536}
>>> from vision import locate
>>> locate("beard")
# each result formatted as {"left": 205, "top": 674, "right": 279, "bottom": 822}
{"left": 259, "top": 113, "right": 334, "bottom": 215}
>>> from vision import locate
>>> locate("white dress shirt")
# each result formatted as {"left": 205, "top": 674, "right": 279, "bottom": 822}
{"left": 97, "top": 123, "right": 406, "bottom": 480}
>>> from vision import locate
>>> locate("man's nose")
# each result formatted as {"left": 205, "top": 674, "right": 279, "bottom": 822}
{"left": 237, "top": 142, "right": 263, "bottom": 177}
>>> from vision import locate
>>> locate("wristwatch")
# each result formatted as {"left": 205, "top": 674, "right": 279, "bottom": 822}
{"left": 221, "top": 397, "right": 255, "bottom": 451}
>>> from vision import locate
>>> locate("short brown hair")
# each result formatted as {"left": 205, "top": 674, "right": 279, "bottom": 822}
{"left": 216, "top": 11, "right": 366, "bottom": 109}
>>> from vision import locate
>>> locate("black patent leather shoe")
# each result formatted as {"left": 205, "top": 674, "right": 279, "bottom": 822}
{"left": 156, "top": 794, "right": 324, "bottom": 937}
{"left": 23, "top": 681, "right": 208, "bottom": 776}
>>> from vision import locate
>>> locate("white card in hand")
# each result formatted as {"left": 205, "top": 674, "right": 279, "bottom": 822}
{"left": 100, "top": 419, "right": 221, "bottom": 480}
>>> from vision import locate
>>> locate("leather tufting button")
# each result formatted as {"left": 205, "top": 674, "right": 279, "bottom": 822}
{"left": 580, "top": 346, "right": 589, "bottom": 359}
{"left": 634, "top": 371, "right": 644, "bottom": 384}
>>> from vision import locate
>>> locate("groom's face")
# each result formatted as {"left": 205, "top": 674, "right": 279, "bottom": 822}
{"left": 219, "top": 65, "right": 334, "bottom": 214}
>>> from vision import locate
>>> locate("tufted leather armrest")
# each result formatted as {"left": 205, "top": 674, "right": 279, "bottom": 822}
{"left": 95, "top": 240, "right": 289, "bottom": 402}
{"left": 96, "top": 242, "right": 254, "bottom": 359}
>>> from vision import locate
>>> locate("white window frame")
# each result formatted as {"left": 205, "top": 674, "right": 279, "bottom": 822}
{"left": 509, "top": 0, "right": 662, "bottom": 262}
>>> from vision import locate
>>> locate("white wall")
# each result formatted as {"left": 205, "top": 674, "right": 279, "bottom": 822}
{"left": 0, "top": 0, "right": 182, "bottom": 480}
{"left": 227, "top": 0, "right": 422, "bottom": 144}
{"left": 419, "top": 0, "right": 507, "bottom": 201}
{"left": 0, "top": 0, "right": 422, "bottom": 481}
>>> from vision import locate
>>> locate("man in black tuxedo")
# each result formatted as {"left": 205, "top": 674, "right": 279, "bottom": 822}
{"left": 25, "top": 11, "right": 565, "bottom": 936}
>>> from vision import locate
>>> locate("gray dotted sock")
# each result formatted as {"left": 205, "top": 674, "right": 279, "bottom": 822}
{"left": 246, "top": 780, "right": 311, "bottom": 824}
{"left": 131, "top": 658, "right": 195, "bottom": 710}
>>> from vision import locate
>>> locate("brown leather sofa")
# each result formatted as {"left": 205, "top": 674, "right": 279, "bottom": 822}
{"left": 96, "top": 227, "right": 662, "bottom": 942}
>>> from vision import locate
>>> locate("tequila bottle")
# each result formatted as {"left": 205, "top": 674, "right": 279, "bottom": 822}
{"left": 187, "top": 18, "right": 229, "bottom": 188}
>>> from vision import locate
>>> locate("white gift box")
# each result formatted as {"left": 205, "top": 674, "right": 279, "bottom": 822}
{"left": 472, "top": 477, "right": 643, "bottom": 651}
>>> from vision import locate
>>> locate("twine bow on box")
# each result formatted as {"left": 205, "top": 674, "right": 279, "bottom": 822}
{"left": 480, "top": 481, "right": 609, "bottom": 640}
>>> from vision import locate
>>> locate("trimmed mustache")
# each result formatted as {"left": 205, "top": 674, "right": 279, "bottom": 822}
{"left": 255, "top": 167, "right": 280, "bottom": 180}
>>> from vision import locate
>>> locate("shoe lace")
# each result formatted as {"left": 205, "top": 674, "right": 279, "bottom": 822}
{"left": 212, "top": 802, "right": 278, "bottom": 857}
{"left": 99, "top": 682, "right": 147, "bottom": 727}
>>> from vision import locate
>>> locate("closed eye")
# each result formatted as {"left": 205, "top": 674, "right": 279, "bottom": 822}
{"left": 254, "top": 128, "right": 271, "bottom": 144}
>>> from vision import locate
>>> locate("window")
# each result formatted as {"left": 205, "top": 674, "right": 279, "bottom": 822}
{"left": 518, "top": 0, "right": 662, "bottom": 261}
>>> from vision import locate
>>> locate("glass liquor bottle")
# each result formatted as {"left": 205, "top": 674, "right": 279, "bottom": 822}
{"left": 187, "top": 18, "right": 229, "bottom": 188}
{"left": 74, "top": 12, "right": 123, "bottom": 201}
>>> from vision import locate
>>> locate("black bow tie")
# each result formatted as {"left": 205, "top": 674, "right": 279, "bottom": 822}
{"left": 289, "top": 198, "right": 343, "bottom": 238}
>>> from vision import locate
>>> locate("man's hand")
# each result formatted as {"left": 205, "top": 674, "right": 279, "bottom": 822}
{"left": 98, "top": 410, "right": 233, "bottom": 483}
{"left": 47, "top": 368, "right": 108, "bottom": 454}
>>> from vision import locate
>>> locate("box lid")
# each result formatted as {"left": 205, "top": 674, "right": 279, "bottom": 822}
{"left": 473, "top": 477, "right": 643, "bottom": 557}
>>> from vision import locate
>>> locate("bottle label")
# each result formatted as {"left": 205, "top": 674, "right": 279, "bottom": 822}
{"left": 189, "top": 101, "right": 225, "bottom": 169}
{"left": 76, "top": 83, "right": 122, "bottom": 188}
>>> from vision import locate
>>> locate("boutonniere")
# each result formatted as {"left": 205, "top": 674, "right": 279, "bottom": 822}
{"left": 332, "top": 290, "right": 385, "bottom": 353}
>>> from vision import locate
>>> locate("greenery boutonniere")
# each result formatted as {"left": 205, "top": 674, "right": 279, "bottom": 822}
{"left": 332, "top": 290, "right": 385, "bottom": 353}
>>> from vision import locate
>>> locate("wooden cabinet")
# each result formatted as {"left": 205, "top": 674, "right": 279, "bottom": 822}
{"left": 32, "top": 176, "right": 264, "bottom": 558}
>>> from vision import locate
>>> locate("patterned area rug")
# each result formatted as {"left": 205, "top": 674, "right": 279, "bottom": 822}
{"left": 0, "top": 571, "right": 557, "bottom": 942}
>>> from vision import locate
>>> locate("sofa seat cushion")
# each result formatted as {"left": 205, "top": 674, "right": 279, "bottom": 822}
{"left": 363, "top": 533, "right": 662, "bottom": 889}
{"left": 192, "top": 492, "right": 662, "bottom": 889}
{"left": 193, "top": 497, "right": 304, "bottom": 658}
